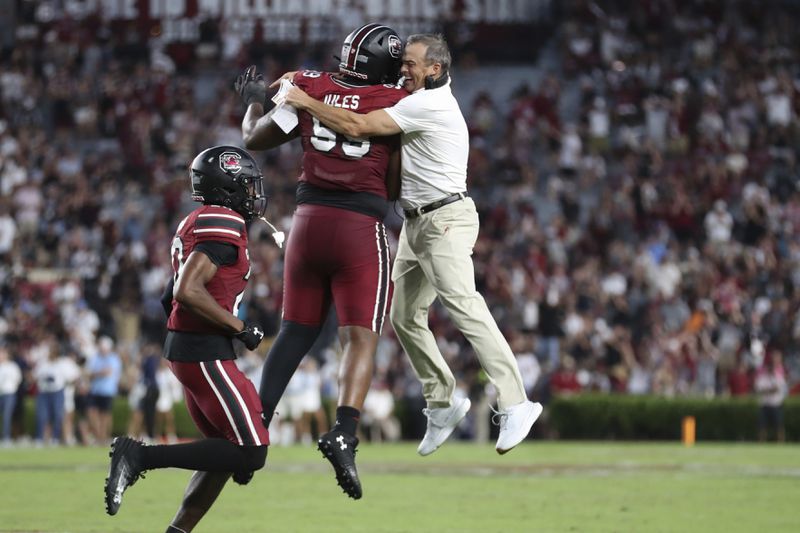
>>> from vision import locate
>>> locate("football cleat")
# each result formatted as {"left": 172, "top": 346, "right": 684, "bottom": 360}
{"left": 317, "top": 430, "right": 362, "bottom": 500}
{"left": 104, "top": 437, "right": 146, "bottom": 516}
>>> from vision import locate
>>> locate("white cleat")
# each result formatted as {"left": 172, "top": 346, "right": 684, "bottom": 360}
{"left": 493, "top": 400, "right": 543, "bottom": 454}
{"left": 417, "top": 397, "right": 471, "bottom": 456}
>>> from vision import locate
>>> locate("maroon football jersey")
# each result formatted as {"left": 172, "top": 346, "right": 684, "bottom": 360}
{"left": 166, "top": 205, "right": 250, "bottom": 335}
{"left": 292, "top": 71, "right": 406, "bottom": 198}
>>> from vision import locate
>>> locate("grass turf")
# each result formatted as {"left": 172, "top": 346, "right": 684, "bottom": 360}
{"left": 0, "top": 441, "right": 798, "bottom": 532}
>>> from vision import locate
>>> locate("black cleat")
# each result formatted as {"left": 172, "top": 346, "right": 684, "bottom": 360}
{"left": 317, "top": 430, "right": 362, "bottom": 500}
{"left": 104, "top": 437, "right": 146, "bottom": 516}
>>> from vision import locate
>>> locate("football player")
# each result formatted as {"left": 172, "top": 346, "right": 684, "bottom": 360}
{"left": 104, "top": 146, "right": 269, "bottom": 533}
{"left": 234, "top": 23, "right": 406, "bottom": 499}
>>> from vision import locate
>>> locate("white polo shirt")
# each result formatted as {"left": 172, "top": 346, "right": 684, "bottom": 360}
{"left": 384, "top": 78, "right": 469, "bottom": 209}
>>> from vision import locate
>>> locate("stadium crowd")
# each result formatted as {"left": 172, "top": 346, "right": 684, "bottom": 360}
{"left": 0, "top": 0, "right": 797, "bottom": 445}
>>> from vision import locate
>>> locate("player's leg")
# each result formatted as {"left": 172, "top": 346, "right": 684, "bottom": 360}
{"left": 105, "top": 360, "right": 269, "bottom": 517}
{"left": 165, "top": 386, "right": 267, "bottom": 533}
{"left": 259, "top": 320, "right": 324, "bottom": 426}
{"left": 316, "top": 325, "right": 377, "bottom": 500}
{"left": 317, "top": 215, "right": 389, "bottom": 499}
{"left": 167, "top": 471, "right": 231, "bottom": 533}
{"left": 336, "top": 325, "right": 378, "bottom": 425}
{"left": 259, "top": 208, "right": 328, "bottom": 426}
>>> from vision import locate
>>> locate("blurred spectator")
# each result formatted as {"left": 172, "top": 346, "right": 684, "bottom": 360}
{"left": 87, "top": 337, "right": 122, "bottom": 443}
{"left": 59, "top": 347, "right": 82, "bottom": 446}
{"left": 126, "top": 344, "right": 160, "bottom": 442}
{"left": 0, "top": 345, "right": 21, "bottom": 445}
{"left": 704, "top": 200, "right": 733, "bottom": 244}
{"left": 362, "top": 369, "right": 401, "bottom": 443}
{"left": 538, "top": 287, "right": 564, "bottom": 370}
{"left": 755, "top": 351, "right": 788, "bottom": 442}
{"left": 727, "top": 356, "right": 752, "bottom": 397}
{"left": 154, "top": 357, "right": 182, "bottom": 444}
{"left": 32, "top": 337, "right": 69, "bottom": 445}
{"left": 549, "top": 355, "right": 582, "bottom": 396}
{"left": 511, "top": 332, "right": 541, "bottom": 398}
{"left": 0, "top": 200, "right": 16, "bottom": 258}
{"left": 275, "top": 357, "right": 324, "bottom": 445}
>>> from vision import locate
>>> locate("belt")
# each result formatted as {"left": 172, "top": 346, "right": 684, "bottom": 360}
{"left": 403, "top": 192, "right": 468, "bottom": 219}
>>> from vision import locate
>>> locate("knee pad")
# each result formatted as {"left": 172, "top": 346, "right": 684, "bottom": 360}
{"left": 242, "top": 445, "right": 268, "bottom": 472}
{"left": 232, "top": 445, "right": 268, "bottom": 486}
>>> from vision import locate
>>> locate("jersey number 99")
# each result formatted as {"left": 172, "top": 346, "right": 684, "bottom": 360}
{"left": 310, "top": 117, "right": 370, "bottom": 158}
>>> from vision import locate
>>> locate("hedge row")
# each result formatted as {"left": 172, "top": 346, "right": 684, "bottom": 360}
{"left": 547, "top": 394, "right": 800, "bottom": 441}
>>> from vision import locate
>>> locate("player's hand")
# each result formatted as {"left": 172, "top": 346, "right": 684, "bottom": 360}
{"left": 269, "top": 71, "right": 298, "bottom": 89}
{"left": 235, "top": 322, "right": 265, "bottom": 350}
{"left": 284, "top": 86, "right": 312, "bottom": 110}
{"left": 235, "top": 65, "right": 267, "bottom": 107}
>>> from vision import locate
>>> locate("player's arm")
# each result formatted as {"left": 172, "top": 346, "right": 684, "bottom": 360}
{"left": 236, "top": 65, "right": 299, "bottom": 150}
{"left": 174, "top": 250, "right": 244, "bottom": 335}
{"left": 241, "top": 103, "right": 299, "bottom": 151}
{"left": 385, "top": 141, "right": 401, "bottom": 201}
{"left": 285, "top": 86, "right": 401, "bottom": 138}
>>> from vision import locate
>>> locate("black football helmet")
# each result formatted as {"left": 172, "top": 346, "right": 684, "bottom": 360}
{"left": 189, "top": 146, "right": 267, "bottom": 221}
{"left": 338, "top": 23, "right": 403, "bottom": 85}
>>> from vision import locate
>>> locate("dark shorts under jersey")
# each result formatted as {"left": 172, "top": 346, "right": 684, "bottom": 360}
{"left": 170, "top": 359, "right": 269, "bottom": 446}
{"left": 283, "top": 203, "right": 391, "bottom": 333}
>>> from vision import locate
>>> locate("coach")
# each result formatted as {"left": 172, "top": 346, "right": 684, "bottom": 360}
{"left": 283, "top": 33, "right": 541, "bottom": 455}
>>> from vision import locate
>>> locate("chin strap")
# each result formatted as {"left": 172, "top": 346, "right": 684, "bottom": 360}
{"left": 258, "top": 216, "right": 285, "bottom": 249}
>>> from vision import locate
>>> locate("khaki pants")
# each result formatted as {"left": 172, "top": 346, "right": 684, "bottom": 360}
{"left": 390, "top": 197, "right": 526, "bottom": 410}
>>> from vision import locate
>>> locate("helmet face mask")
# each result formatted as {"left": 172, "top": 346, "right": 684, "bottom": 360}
{"left": 338, "top": 23, "right": 403, "bottom": 85}
{"left": 190, "top": 146, "right": 267, "bottom": 221}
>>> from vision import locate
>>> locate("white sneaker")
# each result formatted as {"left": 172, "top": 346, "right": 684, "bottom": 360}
{"left": 417, "top": 397, "right": 471, "bottom": 456}
{"left": 493, "top": 400, "right": 543, "bottom": 454}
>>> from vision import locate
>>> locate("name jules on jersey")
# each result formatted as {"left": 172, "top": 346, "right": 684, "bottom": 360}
{"left": 323, "top": 94, "right": 359, "bottom": 110}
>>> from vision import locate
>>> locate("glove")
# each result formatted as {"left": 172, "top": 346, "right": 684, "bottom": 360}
{"left": 235, "top": 65, "right": 267, "bottom": 107}
{"left": 235, "top": 322, "right": 265, "bottom": 350}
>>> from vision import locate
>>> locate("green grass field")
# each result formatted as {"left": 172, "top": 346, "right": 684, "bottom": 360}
{"left": 0, "top": 441, "right": 798, "bottom": 532}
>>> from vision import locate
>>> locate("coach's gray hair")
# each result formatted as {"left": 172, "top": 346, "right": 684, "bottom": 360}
{"left": 407, "top": 33, "right": 451, "bottom": 71}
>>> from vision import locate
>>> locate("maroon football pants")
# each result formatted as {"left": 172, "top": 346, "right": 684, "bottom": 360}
{"left": 170, "top": 359, "right": 269, "bottom": 446}
{"left": 283, "top": 204, "right": 392, "bottom": 333}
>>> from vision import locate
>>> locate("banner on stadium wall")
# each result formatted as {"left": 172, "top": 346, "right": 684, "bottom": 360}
{"left": 40, "top": 0, "right": 549, "bottom": 44}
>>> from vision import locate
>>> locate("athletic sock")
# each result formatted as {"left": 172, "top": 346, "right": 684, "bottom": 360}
{"left": 259, "top": 321, "right": 322, "bottom": 426}
{"left": 141, "top": 438, "right": 251, "bottom": 472}
{"left": 165, "top": 526, "right": 187, "bottom": 533}
{"left": 332, "top": 406, "right": 361, "bottom": 437}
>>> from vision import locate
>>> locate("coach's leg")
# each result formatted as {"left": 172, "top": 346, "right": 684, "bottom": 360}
{"left": 391, "top": 225, "right": 456, "bottom": 409}
{"left": 423, "top": 200, "right": 527, "bottom": 410}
